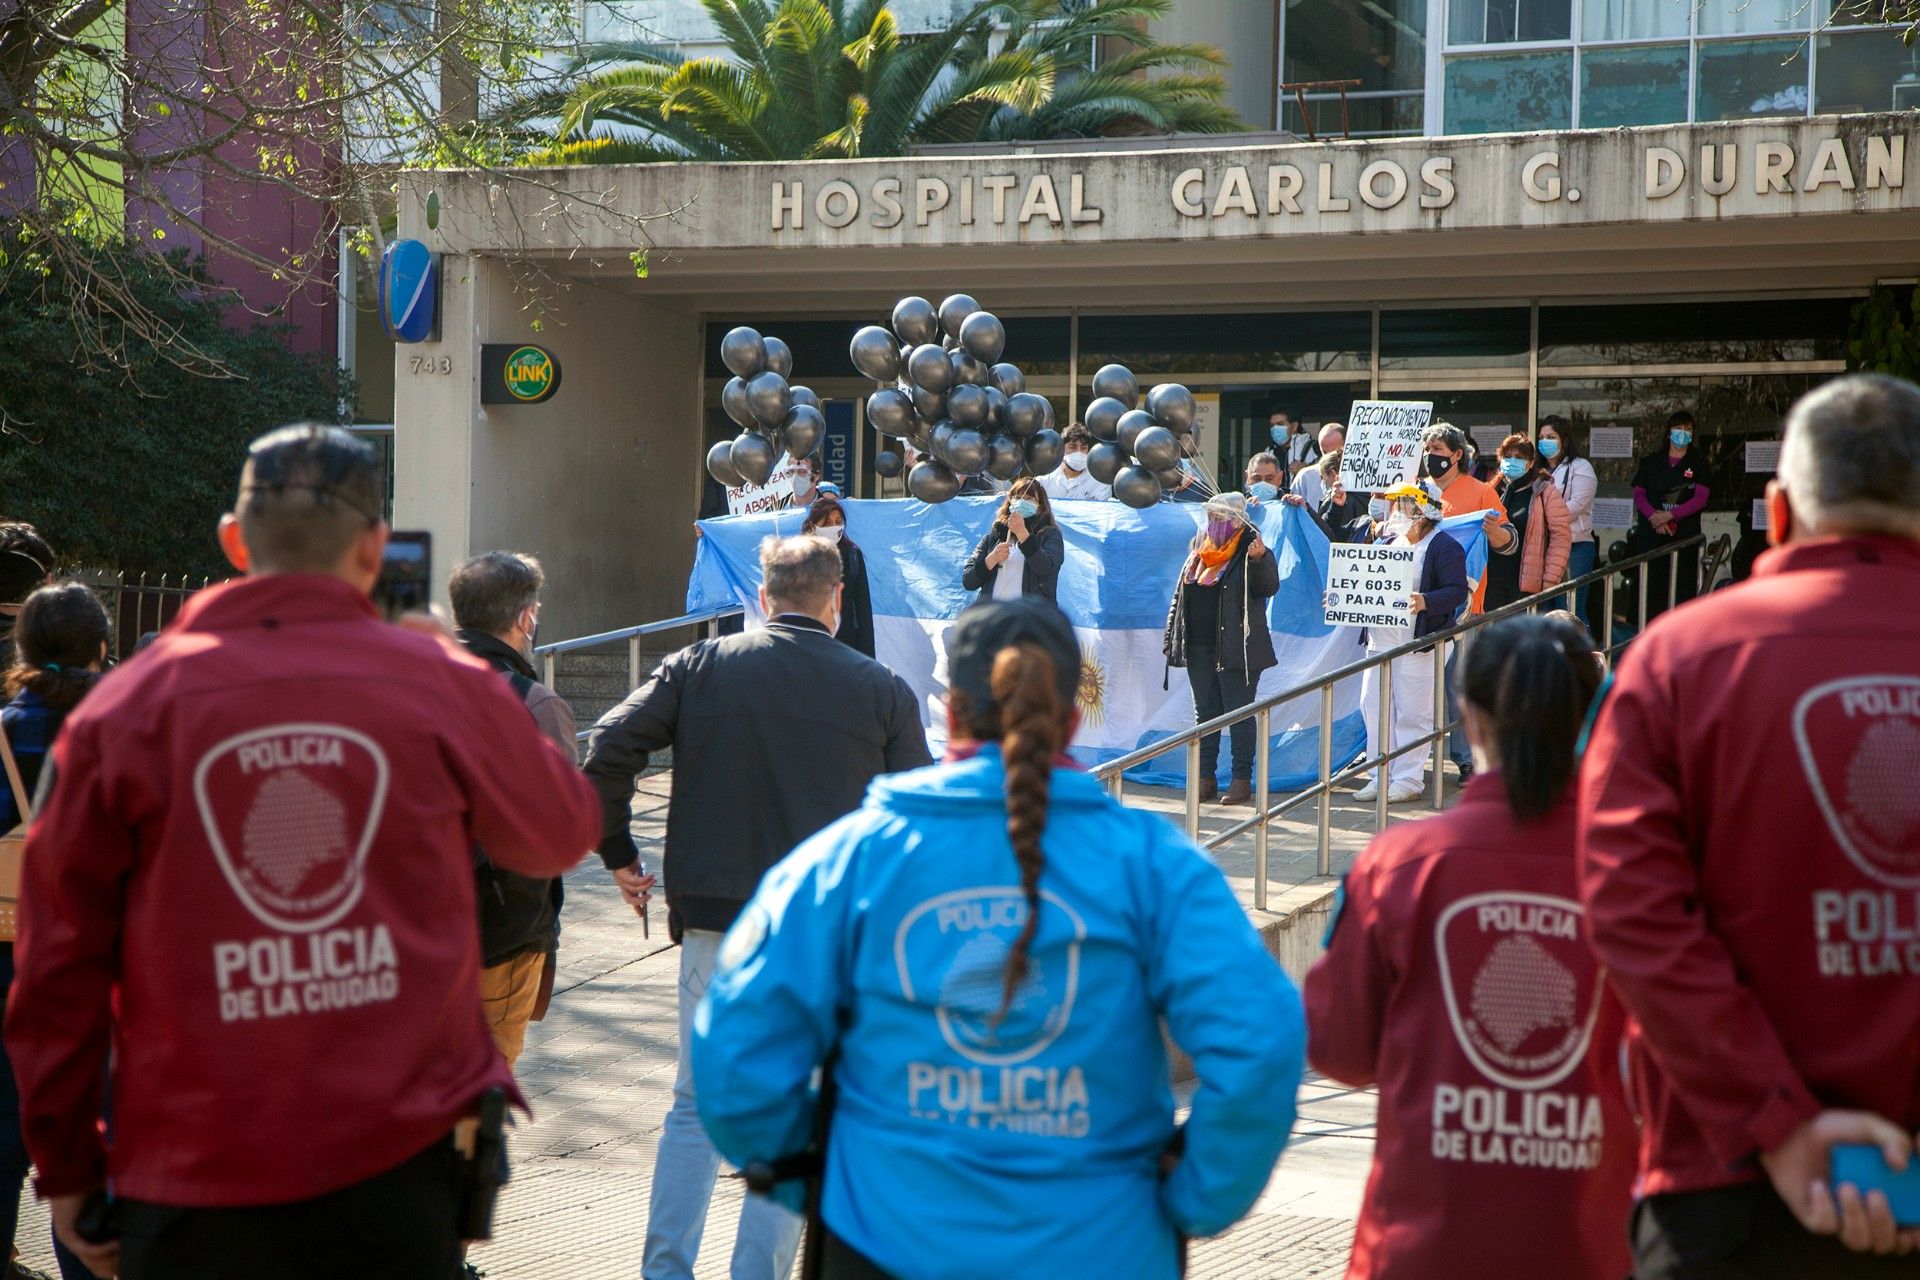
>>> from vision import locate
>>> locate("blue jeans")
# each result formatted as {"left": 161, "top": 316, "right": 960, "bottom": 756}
{"left": 643, "top": 930, "right": 803, "bottom": 1280}
{"left": 1443, "top": 647, "right": 1470, "bottom": 767}
{"left": 1, "top": 949, "right": 95, "bottom": 1280}
{"left": 1559, "top": 538, "right": 1598, "bottom": 632}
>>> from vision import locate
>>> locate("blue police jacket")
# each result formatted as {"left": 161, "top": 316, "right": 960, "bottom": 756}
{"left": 692, "top": 749, "right": 1306, "bottom": 1280}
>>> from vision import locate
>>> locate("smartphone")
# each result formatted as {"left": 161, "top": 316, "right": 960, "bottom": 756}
{"left": 1832, "top": 1144, "right": 1920, "bottom": 1227}
{"left": 373, "top": 531, "right": 432, "bottom": 622}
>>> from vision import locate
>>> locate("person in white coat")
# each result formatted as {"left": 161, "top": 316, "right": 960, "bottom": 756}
{"left": 1539, "top": 416, "right": 1599, "bottom": 627}
{"left": 1038, "top": 424, "right": 1112, "bottom": 501}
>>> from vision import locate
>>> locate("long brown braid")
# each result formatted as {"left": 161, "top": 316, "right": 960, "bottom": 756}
{"left": 986, "top": 642, "right": 1065, "bottom": 1022}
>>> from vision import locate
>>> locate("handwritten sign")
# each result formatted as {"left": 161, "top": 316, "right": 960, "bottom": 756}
{"left": 1324, "top": 543, "right": 1421, "bottom": 630}
{"left": 1587, "top": 427, "right": 1634, "bottom": 459}
{"left": 726, "top": 454, "right": 810, "bottom": 516}
{"left": 1339, "top": 400, "right": 1433, "bottom": 494}
{"left": 1590, "top": 497, "right": 1635, "bottom": 529}
{"left": 1745, "top": 440, "right": 1781, "bottom": 473}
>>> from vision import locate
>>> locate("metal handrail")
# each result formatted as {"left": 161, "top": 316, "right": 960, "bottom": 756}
{"left": 533, "top": 607, "right": 742, "bottom": 691}
{"left": 1092, "top": 533, "right": 1706, "bottom": 909}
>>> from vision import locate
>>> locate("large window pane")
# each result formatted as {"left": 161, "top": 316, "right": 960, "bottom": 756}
{"left": 1079, "top": 312, "right": 1372, "bottom": 377}
{"left": 1283, "top": 0, "right": 1426, "bottom": 94}
{"left": 1581, "top": 0, "right": 1688, "bottom": 41}
{"left": 1538, "top": 299, "right": 1853, "bottom": 366}
{"left": 1447, "top": 0, "right": 1571, "bottom": 44}
{"left": 1815, "top": 28, "right": 1920, "bottom": 114}
{"left": 1580, "top": 44, "right": 1689, "bottom": 126}
{"left": 1829, "top": 1, "right": 1904, "bottom": 26}
{"left": 1444, "top": 52, "right": 1572, "bottom": 132}
{"left": 1379, "top": 307, "right": 1530, "bottom": 369}
{"left": 1694, "top": 39, "right": 1808, "bottom": 120}
{"left": 1698, "top": 0, "right": 1813, "bottom": 35}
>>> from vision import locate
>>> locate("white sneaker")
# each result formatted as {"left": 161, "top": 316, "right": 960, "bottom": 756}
{"left": 1352, "top": 781, "right": 1380, "bottom": 802}
{"left": 1388, "top": 782, "right": 1425, "bottom": 805}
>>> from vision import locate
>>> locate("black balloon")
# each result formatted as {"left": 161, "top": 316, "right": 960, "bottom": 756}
{"left": 782, "top": 403, "right": 825, "bottom": 458}
{"left": 1113, "top": 465, "right": 1163, "bottom": 509}
{"left": 986, "top": 434, "right": 1025, "bottom": 481}
{"left": 1086, "top": 441, "right": 1128, "bottom": 485}
{"left": 945, "top": 428, "right": 989, "bottom": 475}
{"left": 908, "top": 458, "right": 961, "bottom": 503}
{"left": 721, "top": 326, "right": 767, "bottom": 379}
{"left": 1155, "top": 466, "right": 1186, "bottom": 489}
{"left": 1041, "top": 398, "right": 1056, "bottom": 432}
{"left": 1178, "top": 431, "right": 1199, "bottom": 457}
{"left": 745, "top": 370, "right": 792, "bottom": 428}
{"left": 1146, "top": 383, "right": 1198, "bottom": 432}
{"left": 866, "top": 387, "right": 915, "bottom": 436}
{"left": 789, "top": 385, "right": 821, "bottom": 411}
{"left": 763, "top": 335, "right": 793, "bottom": 379}
{"left": 705, "top": 439, "right": 743, "bottom": 488}
{"left": 722, "top": 376, "right": 754, "bottom": 428}
{"left": 1133, "top": 425, "right": 1181, "bottom": 471}
{"left": 908, "top": 343, "right": 953, "bottom": 394}
{"left": 988, "top": 363, "right": 1026, "bottom": 397}
{"left": 910, "top": 384, "right": 946, "bottom": 422}
{"left": 874, "top": 449, "right": 904, "bottom": 479}
{"left": 947, "top": 383, "right": 990, "bottom": 429}
{"left": 1004, "top": 391, "right": 1049, "bottom": 438}
{"left": 730, "top": 431, "right": 775, "bottom": 486}
{"left": 983, "top": 385, "right": 1008, "bottom": 431}
{"left": 929, "top": 420, "right": 957, "bottom": 460}
{"left": 1083, "top": 396, "right": 1126, "bottom": 442}
{"left": 949, "top": 348, "right": 989, "bottom": 387}
{"left": 959, "top": 311, "right": 1006, "bottom": 363}
{"left": 938, "top": 294, "right": 980, "bottom": 339}
{"left": 1116, "top": 408, "right": 1156, "bottom": 454}
{"left": 1025, "top": 428, "right": 1064, "bottom": 474}
{"left": 850, "top": 325, "right": 901, "bottom": 382}
{"left": 892, "top": 296, "right": 939, "bottom": 346}
{"left": 1091, "top": 363, "right": 1139, "bottom": 408}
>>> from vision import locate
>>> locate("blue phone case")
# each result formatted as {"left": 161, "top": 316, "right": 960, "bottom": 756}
{"left": 1831, "top": 1145, "right": 1920, "bottom": 1227}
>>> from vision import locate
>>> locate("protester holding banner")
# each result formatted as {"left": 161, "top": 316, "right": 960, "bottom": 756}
{"left": 1161, "top": 492, "right": 1278, "bottom": 806}
{"left": 801, "top": 494, "right": 874, "bottom": 658}
{"left": 962, "top": 478, "right": 1063, "bottom": 605}
{"left": 1422, "top": 423, "right": 1515, "bottom": 783}
{"left": 1308, "top": 612, "right": 1633, "bottom": 1280}
{"left": 1291, "top": 424, "right": 1346, "bottom": 509}
{"left": 1486, "top": 434, "right": 1572, "bottom": 612}
{"left": 1541, "top": 417, "right": 1599, "bottom": 627}
{"left": 1631, "top": 410, "right": 1711, "bottom": 621}
{"left": 1352, "top": 483, "right": 1469, "bottom": 804}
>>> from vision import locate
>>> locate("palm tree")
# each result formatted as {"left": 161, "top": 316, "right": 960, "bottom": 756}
{"left": 491, "top": 0, "right": 1239, "bottom": 165}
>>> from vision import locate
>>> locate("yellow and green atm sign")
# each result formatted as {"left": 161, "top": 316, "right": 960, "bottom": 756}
{"left": 480, "top": 343, "right": 562, "bottom": 404}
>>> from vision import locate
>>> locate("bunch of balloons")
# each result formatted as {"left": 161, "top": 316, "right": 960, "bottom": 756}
{"left": 705, "top": 326, "right": 824, "bottom": 489}
{"left": 848, "top": 294, "right": 1062, "bottom": 504}
{"left": 1076, "top": 363, "right": 1203, "bottom": 510}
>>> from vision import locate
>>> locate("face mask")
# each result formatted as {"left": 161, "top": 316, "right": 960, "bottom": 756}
{"left": 1385, "top": 512, "right": 1413, "bottom": 537}
{"left": 1670, "top": 429, "right": 1692, "bottom": 448}
{"left": 1270, "top": 426, "right": 1288, "bottom": 446}
{"left": 1063, "top": 450, "right": 1088, "bottom": 472}
{"left": 1368, "top": 498, "right": 1389, "bottom": 521}
{"left": 817, "top": 524, "right": 844, "bottom": 543}
{"left": 1499, "top": 457, "right": 1528, "bottom": 480}
{"left": 1247, "top": 481, "right": 1279, "bottom": 502}
{"left": 1009, "top": 498, "right": 1039, "bottom": 520}
{"left": 1425, "top": 453, "right": 1454, "bottom": 479}
{"left": 1206, "top": 518, "right": 1237, "bottom": 542}
{"left": 1537, "top": 437, "right": 1561, "bottom": 460}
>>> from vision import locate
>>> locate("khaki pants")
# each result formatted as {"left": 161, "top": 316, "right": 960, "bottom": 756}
{"left": 479, "top": 951, "right": 546, "bottom": 1067}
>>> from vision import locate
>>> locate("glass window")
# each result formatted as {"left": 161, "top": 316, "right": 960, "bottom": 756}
{"left": 1537, "top": 299, "right": 1853, "bottom": 366}
{"left": 1580, "top": 44, "right": 1690, "bottom": 126}
{"left": 1281, "top": 0, "right": 1426, "bottom": 136}
{"left": 1444, "top": 52, "right": 1573, "bottom": 132}
{"left": 1379, "top": 307, "right": 1530, "bottom": 369}
{"left": 1580, "top": 0, "right": 1688, "bottom": 41}
{"left": 1815, "top": 27, "right": 1920, "bottom": 114}
{"left": 1446, "top": 0, "right": 1571, "bottom": 45}
{"left": 584, "top": 1, "right": 720, "bottom": 44}
{"left": 1697, "top": 0, "right": 1813, "bottom": 36}
{"left": 1078, "top": 312, "right": 1372, "bottom": 377}
{"left": 1828, "top": 0, "right": 1902, "bottom": 25}
{"left": 1694, "top": 39, "right": 1808, "bottom": 120}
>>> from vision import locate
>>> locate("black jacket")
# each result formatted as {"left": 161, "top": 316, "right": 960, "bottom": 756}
{"left": 456, "top": 628, "right": 567, "bottom": 968}
{"left": 962, "top": 520, "right": 1063, "bottom": 604}
{"left": 1161, "top": 534, "right": 1280, "bottom": 677}
{"left": 836, "top": 538, "right": 876, "bottom": 659}
{"left": 581, "top": 616, "right": 932, "bottom": 939}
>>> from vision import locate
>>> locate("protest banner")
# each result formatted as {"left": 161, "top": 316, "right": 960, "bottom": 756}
{"left": 1339, "top": 401, "right": 1433, "bottom": 494}
{"left": 1323, "top": 543, "right": 1421, "bottom": 630}
{"left": 726, "top": 453, "right": 809, "bottom": 516}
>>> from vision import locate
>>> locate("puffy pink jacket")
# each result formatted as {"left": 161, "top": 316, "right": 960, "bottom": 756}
{"left": 1511, "top": 475, "right": 1572, "bottom": 595}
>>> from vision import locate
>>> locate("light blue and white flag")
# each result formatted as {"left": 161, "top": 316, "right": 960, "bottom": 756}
{"left": 688, "top": 499, "right": 1487, "bottom": 789}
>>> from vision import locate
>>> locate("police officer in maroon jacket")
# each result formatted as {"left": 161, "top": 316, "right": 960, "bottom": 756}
{"left": 4, "top": 425, "right": 600, "bottom": 1280}
{"left": 1580, "top": 374, "right": 1920, "bottom": 1277}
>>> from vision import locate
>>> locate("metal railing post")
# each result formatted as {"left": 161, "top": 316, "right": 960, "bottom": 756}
{"left": 1430, "top": 640, "right": 1447, "bottom": 809}
{"left": 1636, "top": 562, "right": 1650, "bottom": 635}
{"left": 1108, "top": 770, "right": 1126, "bottom": 800}
{"left": 1602, "top": 572, "right": 1615, "bottom": 653}
{"left": 1254, "top": 706, "right": 1270, "bottom": 912}
{"left": 543, "top": 651, "right": 557, "bottom": 688}
{"left": 1184, "top": 738, "right": 1203, "bottom": 840}
{"left": 1317, "top": 686, "right": 1334, "bottom": 876}
{"left": 1667, "top": 544, "right": 1679, "bottom": 613}
{"left": 628, "top": 634, "right": 643, "bottom": 694}
{"left": 1375, "top": 659, "right": 1393, "bottom": 832}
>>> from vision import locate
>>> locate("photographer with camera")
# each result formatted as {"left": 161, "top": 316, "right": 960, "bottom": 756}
{"left": 3, "top": 424, "right": 599, "bottom": 1280}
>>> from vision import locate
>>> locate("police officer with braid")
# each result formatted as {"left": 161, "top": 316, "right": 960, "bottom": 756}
{"left": 691, "top": 597, "right": 1305, "bottom": 1280}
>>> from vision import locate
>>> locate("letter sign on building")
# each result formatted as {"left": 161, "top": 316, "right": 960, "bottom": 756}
{"left": 480, "top": 343, "right": 562, "bottom": 405}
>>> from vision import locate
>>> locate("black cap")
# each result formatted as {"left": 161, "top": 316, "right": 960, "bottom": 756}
{"left": 947, "top": 598, "right": 1080, "bottom": 710}
{"left": 0, "top": 549, "right": 48, "bottom": 605}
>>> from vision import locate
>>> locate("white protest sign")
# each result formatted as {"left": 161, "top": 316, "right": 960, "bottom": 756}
{"left": 1590, "top": 497, "right": 1636, "bottom": 529}
{"left": 1324, "top": 543, "right": 1421, "bottom": 630}
{"left": 1745, "top": 440, "right": 1781, "bottom": 473}
{"left": 1339, "top": 401, "right": 1433, "bottom": 494}
{"left": 726, "top": 454, "right": 809, "bottom": 516}
{"left": 1588, "top": 427, "right": 1635, "bottom": 459}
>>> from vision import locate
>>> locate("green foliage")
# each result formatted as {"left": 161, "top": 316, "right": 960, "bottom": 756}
{"left": 492, "top": 0, "right": 1239, "bottom": 165}
{"left": 1847, "top": 286, "right": 1920, "bottom": 379}
{"left": 0, "top": 227, "right": 348, "bottom": 577}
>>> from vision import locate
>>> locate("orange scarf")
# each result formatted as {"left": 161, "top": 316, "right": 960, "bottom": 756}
{"left": 1184, "top": 528, "right": 1244, "bottom": 586}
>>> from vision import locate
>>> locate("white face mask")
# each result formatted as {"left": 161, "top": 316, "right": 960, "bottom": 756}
{"left": 1063, "top": 451, "right": 1088, "bottom": 472}
{"left": 1385, "top": 512, "right": 1413, "bottom": 537}
{"left": 817, "top": 524, "right": 844, "bottom": 543}
{"left": 1368, "top": 498, "right": 1389, "bottom": 522}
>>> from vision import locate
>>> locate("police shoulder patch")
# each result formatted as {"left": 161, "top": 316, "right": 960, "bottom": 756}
{"left": 718, "top": 903, "right": 772, "bottom": 974}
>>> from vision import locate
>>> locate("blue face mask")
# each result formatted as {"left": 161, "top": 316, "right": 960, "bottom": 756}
{"left": 1537, "top": 437, "right": 1561, "bottom": 460}
{"left": 1670, "top": 429, "right": 1692, "bottom": 449}
{"left": 1499, "top": 457, "right": 1528, "bottom": 480}
{"left": 1247, "top": 481, "right": 1279, "bottom": 502}
{"left": 1270, "top": 426, "right": 1289, "bottom": 446}
{"left": 1009, "top": 498, "right": 1039, "bottom": 520}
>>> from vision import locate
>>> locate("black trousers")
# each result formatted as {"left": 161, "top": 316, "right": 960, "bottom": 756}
{"left": 1633, "top": 1182, "right": 1918, "bottom": 1280}
{"left": 1635, "top": 534, "right": 1700, "bottom": 623}
{"left": 1185, "top": 650, "right": 1257, "bottom": 781}
{"left": 118, "top": 1140, "right": 463, "bottom": 1280}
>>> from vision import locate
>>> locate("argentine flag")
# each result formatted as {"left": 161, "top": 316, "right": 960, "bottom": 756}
{"left": 688, "top": 499, "right": 1487, "bottom": 790}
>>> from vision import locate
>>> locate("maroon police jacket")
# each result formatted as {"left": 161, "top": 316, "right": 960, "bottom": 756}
{"left": 1305, "top": 778, "right": 1635, "bottom": 1280}
{"left": 4, "top": 575, "right": 599, "bottom": 1206}
{"left": 1578, "top": 535, "right": 1920, "bottom": 1197}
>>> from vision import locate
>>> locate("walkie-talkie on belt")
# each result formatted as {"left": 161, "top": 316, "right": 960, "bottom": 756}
{"left": 455, "top": 1087, "right": 511, "bottom": 1241}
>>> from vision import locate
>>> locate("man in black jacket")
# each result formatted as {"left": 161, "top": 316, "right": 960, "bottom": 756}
{"left": 582, "top": 533, "right": 931, "bottom": 1280}
{"left": 449, "top": 550, "right": 578, "bottom": 1068}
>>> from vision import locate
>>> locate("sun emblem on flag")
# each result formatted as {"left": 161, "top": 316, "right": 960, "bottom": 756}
{"left": 1076, "top": 643, "right": 1106, "bottom": 728}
